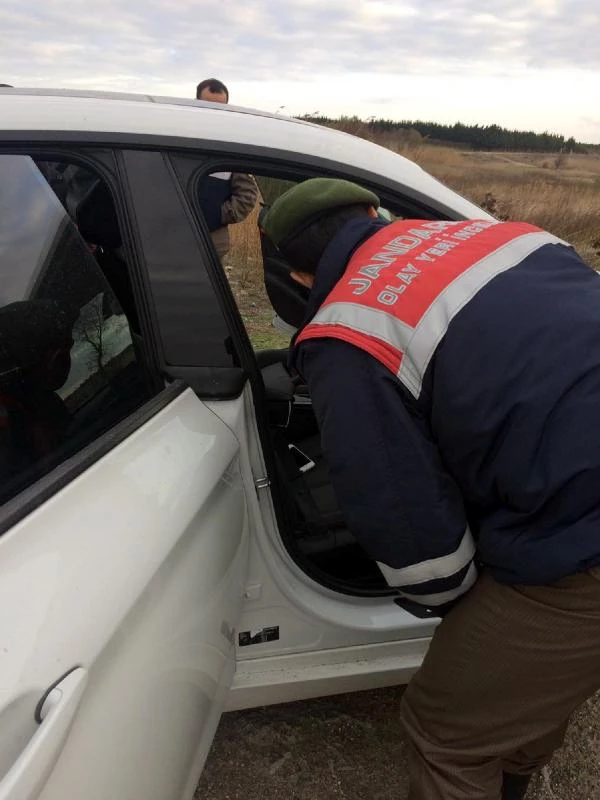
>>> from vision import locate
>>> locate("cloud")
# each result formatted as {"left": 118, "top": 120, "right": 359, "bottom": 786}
{"left": 2, "top": 0, "right": 599, "bottom": 87}
{"left": 0, "top": 0, "right": 598, "bottom": 138}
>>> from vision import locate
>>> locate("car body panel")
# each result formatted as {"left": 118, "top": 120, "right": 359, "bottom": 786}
{"left": 227, "top": 638, "right": 431, "bottom": 711}
{"left": 0, "top": 388, "right": 248, "bottom": 800}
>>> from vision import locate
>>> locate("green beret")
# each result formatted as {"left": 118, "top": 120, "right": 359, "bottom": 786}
{"left": 262, "top": 178, "right": 380, "bottom": 246}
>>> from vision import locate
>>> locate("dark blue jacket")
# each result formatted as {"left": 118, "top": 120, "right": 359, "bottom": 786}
{"left": 197, "top": 173, "right": 231, "bottom": 231}
{"left": 292, "top": 217, "right": 600, "bottom": 612}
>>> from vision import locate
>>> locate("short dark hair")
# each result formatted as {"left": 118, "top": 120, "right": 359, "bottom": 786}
{"left": 0, "top": 84, "right": 13, "bottom": 88}
{"left": 196, "top": 78, "right": 229, "bottom": 102}
{"left": 278, "top": 204, "right": 372, "bottom": 274}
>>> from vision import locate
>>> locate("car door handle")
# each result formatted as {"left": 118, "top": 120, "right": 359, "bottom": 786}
{"left": 0, "top": 667, "right": 88, "bottom": 800}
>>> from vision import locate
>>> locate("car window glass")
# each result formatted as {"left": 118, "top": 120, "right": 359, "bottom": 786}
{"left": 224, "top": 176, "right": 294, "bottom": 350}
{"left": 0, "top": 155, "right": 157, "bottom": 506}
{"left": 179, "top": 167, "right": 297, "bottom": 352}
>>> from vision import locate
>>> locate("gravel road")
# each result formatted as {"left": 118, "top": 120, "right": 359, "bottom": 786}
{"left": 197, "top": 688, "right": 600, "bottom": 800}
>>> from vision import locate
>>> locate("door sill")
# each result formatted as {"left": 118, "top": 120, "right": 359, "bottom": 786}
{"left": 226, "top": 637, "right": 430, "bottom": 711}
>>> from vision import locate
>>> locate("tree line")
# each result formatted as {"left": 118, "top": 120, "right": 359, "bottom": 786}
{"left": 303, "top": 115, "right": 591, "bottom": 154}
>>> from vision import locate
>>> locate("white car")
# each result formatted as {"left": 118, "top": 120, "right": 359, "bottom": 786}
{"left": 0, "top": 89, "right": 488, "bottom": 800}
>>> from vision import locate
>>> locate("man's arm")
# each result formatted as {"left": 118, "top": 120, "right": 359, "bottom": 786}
{"left": 221, "top": 173, "right": 259, "bottom": 225}
{"left": 296, "top": 338, "right": 476, "bottom": 614}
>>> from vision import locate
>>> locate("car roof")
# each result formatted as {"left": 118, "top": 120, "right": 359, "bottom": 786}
{"left": 0, "top": 86, "right": 303, "bottom": 122}
{"left": 0, "top": 88, "right": 485, "bottom": 219}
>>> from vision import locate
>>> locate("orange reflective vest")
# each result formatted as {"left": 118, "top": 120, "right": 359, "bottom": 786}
{"left": 296, "top": 219, "right": 564, "bottom": 398}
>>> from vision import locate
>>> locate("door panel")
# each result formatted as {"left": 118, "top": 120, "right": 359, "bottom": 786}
{"left": 0, "top": 388, "right": 249, "bottom": 800}
{"left": 0, "top": 667, "right": 87, "bottom": 800}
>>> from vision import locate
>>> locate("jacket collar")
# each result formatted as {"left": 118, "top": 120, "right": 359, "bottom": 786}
{"left": 294, "top": 217, "right": 388, "bottom": 338}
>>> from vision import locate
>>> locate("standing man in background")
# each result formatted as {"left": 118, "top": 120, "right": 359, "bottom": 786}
{"left": 195, "top": 78, "right": 258, "bottom": 258}
{"left": 196, "top": 77, "right": 229, "bottom": 104}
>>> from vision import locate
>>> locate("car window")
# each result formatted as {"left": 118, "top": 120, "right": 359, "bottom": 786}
{"left": 172, "top": 159, "right": 411, "bottom": 353}
{"left": 170, "top": 161, "right": 299, "bottom": 352}
{"left": 0, "top": 155, "right": 158, "bottom": 506}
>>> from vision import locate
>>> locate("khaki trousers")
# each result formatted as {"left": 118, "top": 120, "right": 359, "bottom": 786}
{"left": 400, "top": 567, "right": 600, "bottom": 799}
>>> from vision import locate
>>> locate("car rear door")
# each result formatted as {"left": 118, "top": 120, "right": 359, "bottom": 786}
{"left": 0, "top": 154, "right": 249, "bottom": 800}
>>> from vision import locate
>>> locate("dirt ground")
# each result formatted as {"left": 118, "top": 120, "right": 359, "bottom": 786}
{"left": 196, "top": 687, "right": 600, "bottom": 800}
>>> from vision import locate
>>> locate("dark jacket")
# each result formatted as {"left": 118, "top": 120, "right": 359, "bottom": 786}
{"left": 291, "top": 217, "right": 600, "bottom": 614}
{"left": 198, "top": 172, "right": 259, "bottom": 257}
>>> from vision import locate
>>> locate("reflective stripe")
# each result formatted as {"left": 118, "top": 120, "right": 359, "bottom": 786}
{"left": 308, "top": 302, "right": 414, "bottom": 352}
{"left": 301, "top": 227, "right": 567, "bottom": 399}
{"left": 398, "top": 562, "right": 478, "bottom": 607}
{"left": 399, "top": 231, "right": 565, "bottom": 396}
{"left": 376, "top": 525, "right": 475, "bottom": 587}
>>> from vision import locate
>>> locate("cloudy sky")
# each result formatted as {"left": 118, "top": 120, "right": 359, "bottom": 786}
{"left": 1, "top": 0, "right": 599, "bottom": 142}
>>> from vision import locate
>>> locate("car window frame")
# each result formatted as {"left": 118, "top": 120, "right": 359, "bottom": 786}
{"left": 170, "top": 151, "right": 453, "bottom": 224}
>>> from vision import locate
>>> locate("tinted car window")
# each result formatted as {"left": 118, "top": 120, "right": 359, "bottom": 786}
{"left": 124, "top": 150, "right": 236, "bottom": 368}
{"left": 0, "top": 155, "right": 156, "bottom": 505}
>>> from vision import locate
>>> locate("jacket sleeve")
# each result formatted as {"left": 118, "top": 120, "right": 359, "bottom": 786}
{"left": 221, "top": 173, "right": 259, "bottom": 225}
{"left": 295, "top": 338, "right": 477, "bottom": 614}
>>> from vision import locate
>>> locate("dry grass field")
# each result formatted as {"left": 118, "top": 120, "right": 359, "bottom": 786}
{"left": 414, "top": 144, "right": 600, "bottom": 268}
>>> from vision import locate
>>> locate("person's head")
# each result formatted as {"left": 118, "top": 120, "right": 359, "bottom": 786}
{"left": 0, "top": 300, "right": 74, "bottom": 391}
{"left": 196, "top": 78, "right": 229, "bottom": 104}
{"left": 261, "top": 178, "right": 380, "bottom": 288}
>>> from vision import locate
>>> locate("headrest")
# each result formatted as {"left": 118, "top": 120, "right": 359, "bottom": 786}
{"left": 76, "top": 180, "right": 122, "bottom": 249}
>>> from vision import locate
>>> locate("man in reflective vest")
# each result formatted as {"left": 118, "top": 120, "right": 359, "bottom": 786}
{"left": 262, "top": 178, "right": 600, "bottom": 800}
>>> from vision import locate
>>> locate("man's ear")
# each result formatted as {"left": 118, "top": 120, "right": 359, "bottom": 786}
{"left": 290, "top": 270, "right": 315, "bottom": 289}
{"left": 368, "top": 205, "right": 379, "bottom": 218}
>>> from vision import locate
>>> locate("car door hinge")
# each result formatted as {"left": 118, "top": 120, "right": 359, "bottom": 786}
{"left": 254, "top": 476, "right": 271, "bottom": 490}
